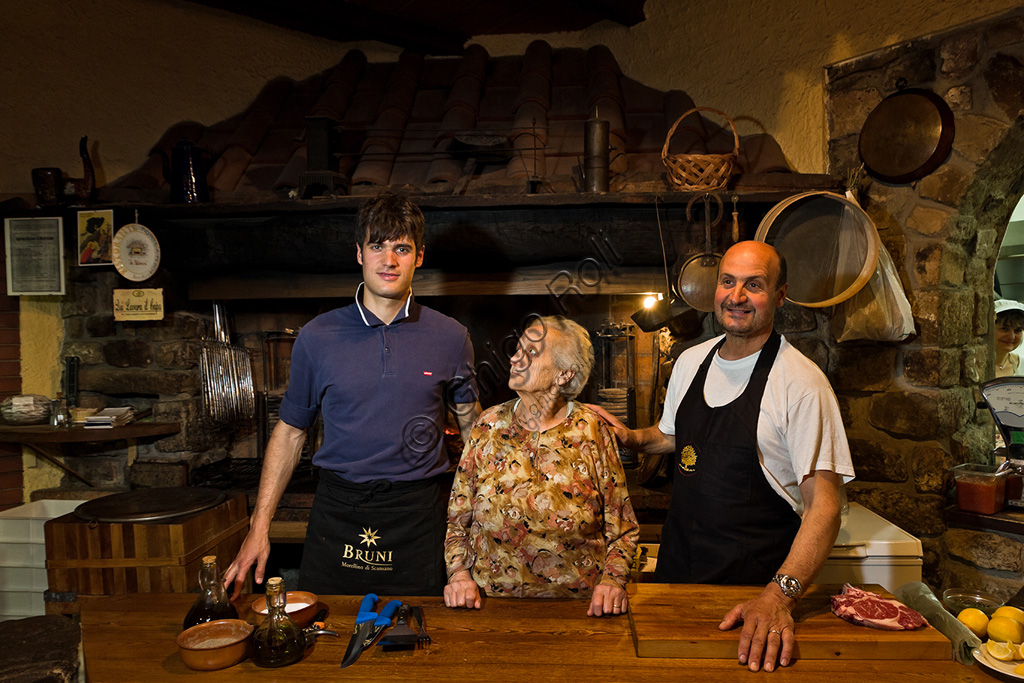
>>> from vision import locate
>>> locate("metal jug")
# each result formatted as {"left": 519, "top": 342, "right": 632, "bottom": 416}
{"left": 160, "top": 140, "right": 210, "bottom": 204}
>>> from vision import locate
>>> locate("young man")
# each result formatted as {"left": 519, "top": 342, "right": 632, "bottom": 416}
{"left": 224, "top": 193, "right": 481, "bottom": 598}
{"left": 593, "top": 241, "right": 854, "bottom": 673}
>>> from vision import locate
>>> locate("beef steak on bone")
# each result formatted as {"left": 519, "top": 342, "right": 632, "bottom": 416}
{"left": 829, "top": 584, "right": 928, "bottom": 631}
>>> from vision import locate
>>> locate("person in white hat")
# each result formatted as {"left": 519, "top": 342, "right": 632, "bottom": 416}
{"left": 994, "top": 298, "right": 1024, "bottom": 377}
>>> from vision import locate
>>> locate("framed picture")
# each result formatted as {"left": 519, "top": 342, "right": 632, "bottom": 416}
{"left": 4, "top": 217, "right": 65, "bottom": 295}
{"left": 77, "top": 209, "right": 114, "bottom": 266}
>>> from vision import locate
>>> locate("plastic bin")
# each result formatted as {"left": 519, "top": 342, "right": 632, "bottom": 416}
{"left": 0, "top": 500, "right": 81, "bottom": 622}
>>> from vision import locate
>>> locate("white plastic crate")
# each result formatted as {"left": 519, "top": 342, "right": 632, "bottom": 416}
{"left": 0, "top": 500, "right": 81, "bottom": 623}
{"left": 0, "top": 565, "right": 49, "bottom": 591}
{"left": 0, "top": 589, "right": 43, "bottom": 616}
{"left": 0, "top": 542, "right": 46, "bottom": 567}
{"left": 0, "top": 500, "right": 80, "bottom": 546}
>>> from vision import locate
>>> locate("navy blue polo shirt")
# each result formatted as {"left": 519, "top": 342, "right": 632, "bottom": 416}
{"left": 279, "top": 285, "right": 477, "bottom": 483}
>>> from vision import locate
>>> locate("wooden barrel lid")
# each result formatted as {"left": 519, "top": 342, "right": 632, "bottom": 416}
{"left": 73, "top": 487, "right": 227, "bottom": 523}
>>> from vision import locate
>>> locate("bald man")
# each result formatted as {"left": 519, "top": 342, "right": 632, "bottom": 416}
{"left": 593, "top": 241, "right": 854, "bottom": 673}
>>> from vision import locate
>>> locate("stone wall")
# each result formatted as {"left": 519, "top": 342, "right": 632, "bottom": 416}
{"left": 56, "top": 267, "right": 237, "bottom": 490}
{"left": 823, "top": 9, "right": 1024, "bottom": 592}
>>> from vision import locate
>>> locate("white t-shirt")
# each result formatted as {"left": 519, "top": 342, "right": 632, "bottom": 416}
{"left": 658, "top": 334, "right": 855, "bottom": 512}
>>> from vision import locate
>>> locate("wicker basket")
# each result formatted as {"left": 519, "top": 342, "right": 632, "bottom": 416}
{"left": 661, "top": 107, "right": 739, "bottom": 191}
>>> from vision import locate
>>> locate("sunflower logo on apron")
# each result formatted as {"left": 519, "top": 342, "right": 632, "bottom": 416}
{"left": 678, "top": 443, "right": 699, "bottom": 475}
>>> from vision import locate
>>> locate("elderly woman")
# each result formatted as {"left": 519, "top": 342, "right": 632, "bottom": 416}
{"left": 443, "top": 315, "right": 640, "bottom": 617}
{"left": 995, "top": 299, "right": 1024, "bottom": 378}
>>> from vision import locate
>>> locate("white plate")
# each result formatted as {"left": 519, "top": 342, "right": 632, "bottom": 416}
{"left": 973, "top": 645, "right": 1024, "bottom": 681}
{"left": 112, "top": 223, "right": 161, "bottom": 282}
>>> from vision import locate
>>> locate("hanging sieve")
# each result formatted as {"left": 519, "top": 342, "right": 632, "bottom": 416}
{"left": 754, "top": 191, "right": 880, "bottom": 308}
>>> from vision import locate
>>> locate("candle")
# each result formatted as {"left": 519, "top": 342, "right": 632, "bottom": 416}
{"left": 584, "top": 112, "right": 609, "bottom": 192}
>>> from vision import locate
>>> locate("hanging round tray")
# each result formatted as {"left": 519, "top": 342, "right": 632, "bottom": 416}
{"left": 73, "top": 487, "right": 226, "bottom": 523}
{"left": 858, "top": 87, "right": 955, "bottom": 184}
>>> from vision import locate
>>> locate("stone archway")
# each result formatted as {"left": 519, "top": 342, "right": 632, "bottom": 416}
{"left": 823, "top": 7, "right": 1024, "bottom": 590}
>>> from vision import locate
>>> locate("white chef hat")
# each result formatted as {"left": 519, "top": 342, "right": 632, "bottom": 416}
{"left": 995, "top": 298, "right": 1024, "bottom": 316}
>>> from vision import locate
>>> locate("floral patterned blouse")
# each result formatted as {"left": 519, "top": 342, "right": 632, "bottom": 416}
{"left": 445, "top": 400, "right": 640, "bottom": 598}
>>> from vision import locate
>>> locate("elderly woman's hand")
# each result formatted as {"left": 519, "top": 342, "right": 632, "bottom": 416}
{"left": 587, "top": 582, "right": 628, "bottom": 617}
{"left": 444, "top": 570, "right": 482, "bottom": 609}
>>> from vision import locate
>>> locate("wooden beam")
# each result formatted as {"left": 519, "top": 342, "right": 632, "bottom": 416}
{"left": 189, "top": 265, "right": 666, "bottom": 300}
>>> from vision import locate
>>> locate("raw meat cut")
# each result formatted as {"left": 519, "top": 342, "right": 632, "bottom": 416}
{"left": 830, "top": 584, "right": 928, "bottom": 630}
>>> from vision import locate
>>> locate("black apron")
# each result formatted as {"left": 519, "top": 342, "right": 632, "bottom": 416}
{"left": 654, "top": 333, "right": 801, "bottom": 584}
{"left": 298, "top": 470, "right": 452, "bottom": 596}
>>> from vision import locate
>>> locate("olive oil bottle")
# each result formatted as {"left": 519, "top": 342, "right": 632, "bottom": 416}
{"left": 182, "top": 555, "right": 238, "bottom": 630}
{"left": 252, "top": 577, "right": 306, "bottom": 667}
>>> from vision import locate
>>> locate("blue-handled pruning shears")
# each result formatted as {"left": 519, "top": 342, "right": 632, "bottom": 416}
{"left": 339, "top": 594, "right": 401, "bottom": 669}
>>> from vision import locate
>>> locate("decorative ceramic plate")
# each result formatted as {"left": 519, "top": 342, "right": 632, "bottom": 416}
{"left": 112, "top": 223, "right": 161, "bottom": 281}
{"left": 973, "top": 645, "right": 1024, "bottom": 681}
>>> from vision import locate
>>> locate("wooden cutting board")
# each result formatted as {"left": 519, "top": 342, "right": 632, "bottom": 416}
{"left": 628, "top": 583, "right": 952, "bottom": 660}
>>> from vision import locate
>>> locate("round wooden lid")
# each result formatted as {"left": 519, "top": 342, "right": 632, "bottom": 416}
{"left": 73, "top": 487, "right": 226, "bottom": 523}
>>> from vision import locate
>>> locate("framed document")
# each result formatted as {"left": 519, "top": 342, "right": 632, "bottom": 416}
{"left": 4, "top": 217, "right": 65, "bottom": 296}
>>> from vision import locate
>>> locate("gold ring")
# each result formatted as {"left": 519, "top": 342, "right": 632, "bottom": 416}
{"left": 613, "top": 604, "right": 620, "bottom": 608}
{"left": 770, "top": 628, "right": 781, "bottom": 634}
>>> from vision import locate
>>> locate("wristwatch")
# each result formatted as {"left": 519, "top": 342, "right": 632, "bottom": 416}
{"left": 771, "top": 573, "right": 803, "bottom": 600}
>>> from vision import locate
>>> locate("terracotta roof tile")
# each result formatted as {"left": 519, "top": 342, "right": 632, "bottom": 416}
{"left": 107, "top": 41, "right": 792, "bottom": 202}
{"left": 309, "top": 51, "right": 367, "bottom": 121}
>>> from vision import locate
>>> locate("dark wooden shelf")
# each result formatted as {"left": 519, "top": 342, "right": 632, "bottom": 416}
{"left": 0, "top": 422, "right": 180, "bottom": 444}
{"left": 946, "top": 503, "right": 1024, "bottom": 536}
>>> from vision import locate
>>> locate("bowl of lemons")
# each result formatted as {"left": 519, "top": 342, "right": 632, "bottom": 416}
{"left": 957, "top": 602, "right": 1024, "bottom": 673}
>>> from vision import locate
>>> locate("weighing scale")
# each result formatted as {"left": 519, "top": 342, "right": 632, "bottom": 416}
{"left": 980, "top": 377, "right": 1024, "bottom": 507}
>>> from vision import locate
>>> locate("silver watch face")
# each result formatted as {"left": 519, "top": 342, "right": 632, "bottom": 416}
{"left": 774, "top": 574, "right": 801, "bottom": 597}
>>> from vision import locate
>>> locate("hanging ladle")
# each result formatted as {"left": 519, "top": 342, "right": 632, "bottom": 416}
{"left": 676, "top": 193, "right": 724, "bottom": 312}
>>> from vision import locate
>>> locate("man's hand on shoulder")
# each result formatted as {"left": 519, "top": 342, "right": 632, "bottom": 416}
{"left": 584, "top": 403, "right": 630, "bottom": 441}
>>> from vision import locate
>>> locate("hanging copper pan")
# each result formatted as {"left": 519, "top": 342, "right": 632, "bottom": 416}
{"left": 858, "top": 85, "right": 955, "bottom": 184}
{"left": 676, "top": 193, "right": 724, "bottom": 313}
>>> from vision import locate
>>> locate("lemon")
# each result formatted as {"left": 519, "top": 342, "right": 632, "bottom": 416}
{"left": 988, "top": 640, "right": 1016, "bottom": 662}
{"left": 1015, "top": 642, "right": 1024, "bottom": 661}
{"left": 958, "top": 608, "right": 989, "bottom": 638}
{"left": 1016, "top": 662, "right": 1024, "bottom": 675}
{"left": 994, "top": 606, "right": 1024, "bottom": 628}
{"left": 990, "top": 617, "right": 1024, "bottom": 644}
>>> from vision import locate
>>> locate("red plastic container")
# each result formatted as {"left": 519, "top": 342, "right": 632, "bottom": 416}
{"left": 952, "top": 464, "right": 1007, "bottom": 515}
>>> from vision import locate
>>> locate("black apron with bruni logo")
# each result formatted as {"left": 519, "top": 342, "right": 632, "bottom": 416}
{"left": 298, "top": 470, "right": 451, "bottom": 596}
{"left": 654, "top": 333, "right": 801, "bottom": 584}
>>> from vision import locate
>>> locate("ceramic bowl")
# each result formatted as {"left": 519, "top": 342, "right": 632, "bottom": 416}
{"left": 251, "top": 590, "right": 319, "bottom": 628}
{"left": 176, "top": 619, "right": 252, "bottom": 671}
{"left": 942, "top": 588, "right": 1004, "bottom": 617}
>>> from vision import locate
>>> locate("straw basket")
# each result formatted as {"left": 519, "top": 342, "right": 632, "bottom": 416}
{"left": 661, "top": 107, "right": 739, "bottom": 192}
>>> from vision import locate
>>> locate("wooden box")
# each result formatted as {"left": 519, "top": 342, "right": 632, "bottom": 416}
{"left": 43, "top": 493, "right": 248, "bottom": 614}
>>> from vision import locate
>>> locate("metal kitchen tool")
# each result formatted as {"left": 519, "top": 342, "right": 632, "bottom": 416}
{"left": 200, "top": 302, "right": 256, "bottom": 425}
{"left": 303, "top": 608, "right": 340, "bottom": 643}
{"left": 676, "top": 192, "right": 723, "bottom": 312}
{"left": 377, "top": 604, "right": 418, "bottom": 648}
{"left": 414, "top": 605, "right": 431, "bottom": 648}
{"left": 858, "top": 83, "right": 954, "bottom": 184}
{"left": 981, "top": 377, "right": 1024, "bottom": 456}
{"left": 340, "top": 594, "right": 401, "bottom": 669}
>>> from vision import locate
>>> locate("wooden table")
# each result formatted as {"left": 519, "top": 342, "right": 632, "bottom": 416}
{"left": 79, "top": 590, "right": 980, "bottom": 682}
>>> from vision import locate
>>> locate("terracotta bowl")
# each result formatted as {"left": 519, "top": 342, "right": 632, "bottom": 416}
{"left": 251, "top": 591, "right": 319, "bottom": 628}
{"left": 176, "top": 619, "right": 253, "bottom": 671}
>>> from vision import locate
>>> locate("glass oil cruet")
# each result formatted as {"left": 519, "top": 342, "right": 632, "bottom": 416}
{"left": 252, "top": 576, "right": 306, "bottom": 667}
{"left": 182, "top": 555, "right": 237, "bottom": 630}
